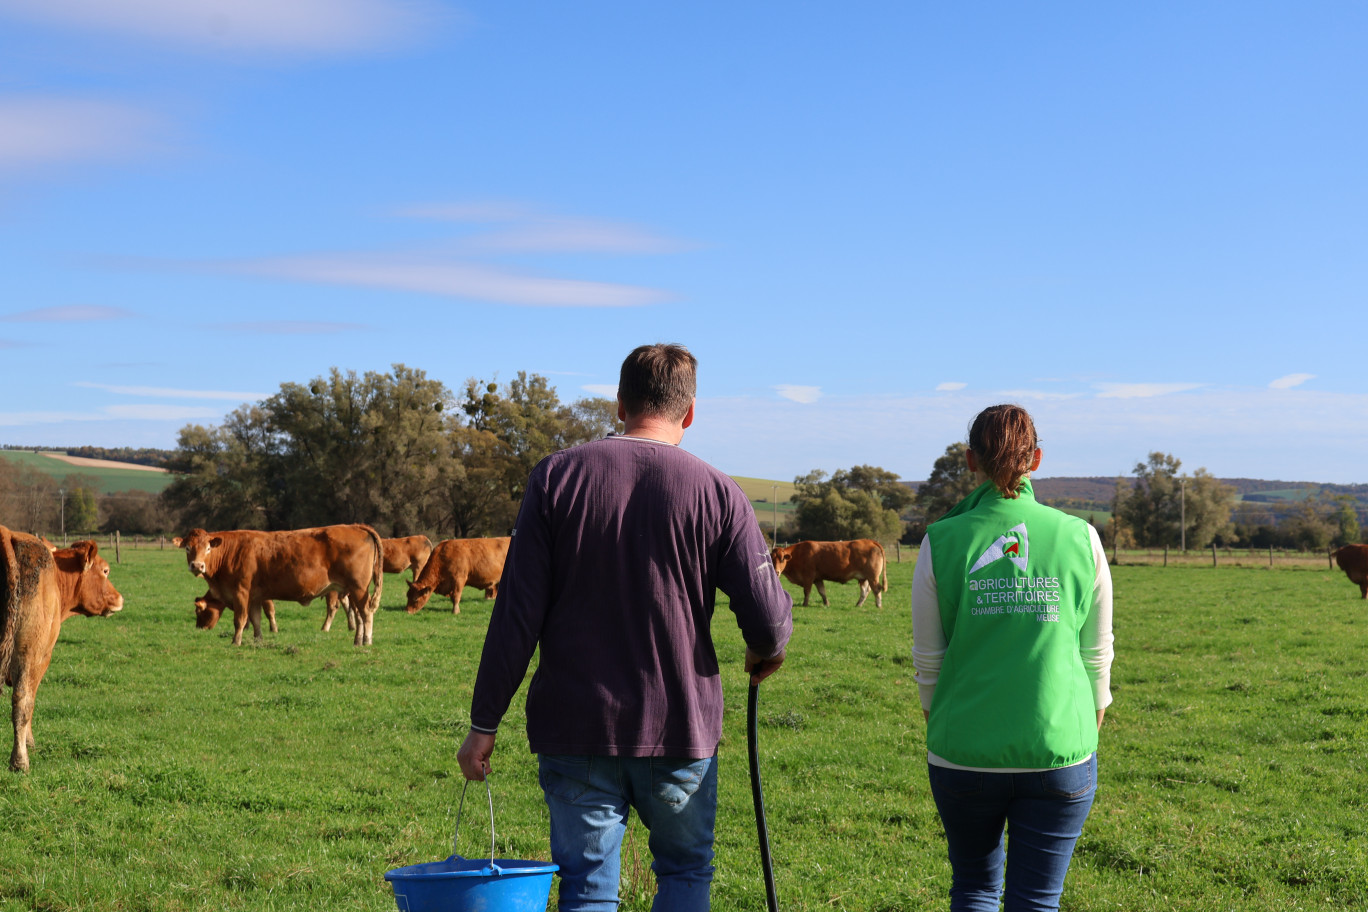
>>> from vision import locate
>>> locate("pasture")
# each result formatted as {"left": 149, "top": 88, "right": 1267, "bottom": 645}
{"left": 1, "top": 550, "right": 1365, "bottom": 911}
{"left": 0, "top": 451, "right": 171, "bottom": 495}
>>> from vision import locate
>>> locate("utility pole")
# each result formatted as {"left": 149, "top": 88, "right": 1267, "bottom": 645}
{"left": 59, "top": 488, "right": 66, "bottom": 544}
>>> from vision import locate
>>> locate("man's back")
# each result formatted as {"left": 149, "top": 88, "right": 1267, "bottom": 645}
{"left": 470, "top": 435, "right": 791, "bottom": 757}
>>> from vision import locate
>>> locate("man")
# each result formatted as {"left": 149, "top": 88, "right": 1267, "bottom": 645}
{"left": 457, "top": 343, "right": 793, "bottom": 912}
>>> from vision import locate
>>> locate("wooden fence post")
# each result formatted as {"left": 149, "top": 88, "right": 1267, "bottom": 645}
{"left": 896, "top": 542, "right": 901, "bottom": 563}
{"left": 114, "top": 530, "right": 121, "bottom": 564}
{"left": 1163, "top": 544, "right": 1168, "bottom": 567}
{"left": 1211, "top": 542, "right": 1217, "bottom": 567}
{"left": 1268, "top": 546, "right": 1274, "bottom": 567}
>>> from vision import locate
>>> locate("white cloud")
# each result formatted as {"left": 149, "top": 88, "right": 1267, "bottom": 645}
{"left": 936, "top": 381, "right": 967, "bottom": 391}
{"left": 72, "top": 382, "right": 269, "bottom": 401}
{"left": 1, "top": 304, "right": 136, "bottom": 322}
{"left": 1094, "top": 382, "right": 1203, "bottom": 399}
{"left": 1269, "top": 373, "right": 1314, "bottom": 390}
{"left": 229, "top": 255, "right": 669, "bottom": 308}
{"left": 0, "top": 404, "right": 223, "bottom": 426}
{"left": 0, "top": 0, "right": 440, "bottom": 53}
{"left": 0, "top": 98, "right": 159, "bottom": 170}
{"left": 582, "top": 384, "right": 618, "bottom": 397}
{"left": 396, "top": 202, "right": 685, "bottom": 254}
{"left": 774, "top": 385, "right": 821, "bottom": 404}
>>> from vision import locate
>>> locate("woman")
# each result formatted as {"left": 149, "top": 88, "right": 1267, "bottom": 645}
{"left": 912, "top": 404, "right": 1114, "bottom": 912}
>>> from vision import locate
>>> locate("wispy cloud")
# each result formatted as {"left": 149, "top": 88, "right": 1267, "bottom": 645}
{"left": 0, "top": 97, "right": 160, "bottom": 171}
{"left": 1269, "top": 373, "right": 1314, "bottom": 390}
{"left": 72, "top": 381, "right": 269, "bottom": 401}
{"left": 1094, "top": 382, "right": 1203, "bottom": 399}
{"left": 0, "top": 404, "right": 224, "bottom": 426}
{"left": 775, "top": 385, "right": 821, "bottom": 404}
{"left": 213, "top": 320, "right": 368, "bottom": 334}
{"left": 103, "top": 403, "right": 238, "bottom": 420}
{"left": 935, "top": 381, "right": 967, "bottom": 391}
{"left": 0, "top": 0, "right": 444, "bottom": 54}
{"left": 227, "top": 256, "right": 669, "bottom": 308}
{"left": 1, "top": 305, "right": 136, "bottom": 322}
{"left": 397, "top": 203, "right": 685, "bottom": 255}
{"left": 582, "top": 384, "right": 618, "bottom": 397}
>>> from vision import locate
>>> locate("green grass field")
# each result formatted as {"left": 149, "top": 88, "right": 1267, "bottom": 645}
{"left": 1, "top": 551, "right": 1365, "bottom": 911}
{"left": 0, "top": 451, "right": 172, "bottom": 495}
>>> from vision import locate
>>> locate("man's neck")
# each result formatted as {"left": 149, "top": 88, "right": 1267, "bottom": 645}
{"left": 619, "top": 417, "right": 685, "bottom": 446}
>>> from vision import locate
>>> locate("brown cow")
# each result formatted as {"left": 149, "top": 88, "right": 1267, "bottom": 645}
{"left": 406, "top": 537, "right": 510, "bottom": 614}
{"left": 1333, "top": 544, "right": 1368, "bottom": 599}
{"left": 1, "top": 528, "right": 124, "bottom": 772}
{"left": 193, "top": 590, "right": 354, "bottom": 635}
{"left": 176, "top": 524, "right": 383, "bottom": 646}
{"left": 382, "top": 535, "right": 434, "bottom": 581}
{"left": 770, "top": 539, "right": 888, "bottom": 608}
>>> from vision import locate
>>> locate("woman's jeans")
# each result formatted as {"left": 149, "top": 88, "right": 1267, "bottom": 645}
{"left": 927, "top": 754, "right": 1097, "bottom": 912}
{"left": 538, "top": 753, "right": 717, "bottom": 912}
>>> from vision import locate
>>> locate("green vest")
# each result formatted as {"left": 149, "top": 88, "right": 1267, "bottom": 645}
{"left": 925, "top": 479, "right": 1098, "bottom": 768}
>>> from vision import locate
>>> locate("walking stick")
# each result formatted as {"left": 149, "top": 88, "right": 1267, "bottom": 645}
{"left": 747, "top": 682, "right": 779, "bottom": 912}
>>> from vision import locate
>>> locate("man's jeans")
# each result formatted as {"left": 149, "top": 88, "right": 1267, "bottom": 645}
{"left": 927, "top": 754, "right": 1097, "bottom": 912}
{"left": 538, "top": 754, "right": 717, "bottom": 912}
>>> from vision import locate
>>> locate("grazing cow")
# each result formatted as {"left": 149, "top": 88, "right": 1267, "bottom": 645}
{"left": 770, "top": 539, "right": 888, "bottom": 608}
{"left": 1333, "top": 544, "right": 1368, "bottom": 599}
{"left": 193, "top": 590, "right": 354, "bottom": 635}
{"left": 381, "top": 535, "right": 434, "bottom": 581}
{"left": 1, "top": 528, "right": 124, "bottom": 772}
{"left": 176, "top": 524, "right": 383, "bottom": 646}
{"left": 406, "top": 537, "right": 510, "bottom": 614}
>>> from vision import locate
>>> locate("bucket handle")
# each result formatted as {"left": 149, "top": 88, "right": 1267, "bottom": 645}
{"left": 453, "top": 775, "right": 500, "bottom": 872}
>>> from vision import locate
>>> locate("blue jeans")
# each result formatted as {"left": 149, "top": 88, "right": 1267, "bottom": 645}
{"left": 927, "top": 754, "right": 1097, "bottom": 912}
{"left": 538, "top": 754, "right": 717, "bottom": 912}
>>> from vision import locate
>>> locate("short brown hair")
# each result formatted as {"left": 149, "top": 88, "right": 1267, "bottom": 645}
{"left": 618, "top": 343, "right": 697, "bottom": 421}
{"left": 968, "top": 404, "right": 1038, "bottom": 499}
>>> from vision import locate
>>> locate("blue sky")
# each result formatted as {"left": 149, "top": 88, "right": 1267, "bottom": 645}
{"left": 1, "top": 1, "right": 1364, "bottom": 484}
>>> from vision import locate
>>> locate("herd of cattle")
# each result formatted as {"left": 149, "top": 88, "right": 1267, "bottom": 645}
{"left": 4, "top": 521, "right": 1367, "bottom": 773}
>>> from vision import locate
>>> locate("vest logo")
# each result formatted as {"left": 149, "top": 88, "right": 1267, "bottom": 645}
{"left": 969, "top": 523, "right": 1029, "bottom": 573}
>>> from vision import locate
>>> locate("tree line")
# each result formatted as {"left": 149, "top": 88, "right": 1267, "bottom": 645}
{"left": 784, "top": 445, "right": 1364, "bottom": 553}
{"left": 2, "top": 370, "right": 1362, "bottom": 553}
{"left": 158, "top": 364, "right": 620, "bottom": 538}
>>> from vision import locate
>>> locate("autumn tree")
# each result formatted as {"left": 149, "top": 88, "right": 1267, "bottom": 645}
{"left": 789, "top": 465, "right": 911, "bottom": 543}
{"left": 161, "top": 405, "right": 276, "bottom": 531}
{"left": 161, "top": 364, "right": 618, "bottom": 538}
{"left": 914, "top": 442, "right": 978, "bottom": 530}
{"left": 1119, "top": 453, "right": 1233, "bottom": 549}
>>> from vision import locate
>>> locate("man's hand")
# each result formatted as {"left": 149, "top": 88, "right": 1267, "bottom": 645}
{"left": 745, "top": 648, "right": 785, "bottom": 686}
{"left": 457, "top": 730, "right": 497, "bottom": 781}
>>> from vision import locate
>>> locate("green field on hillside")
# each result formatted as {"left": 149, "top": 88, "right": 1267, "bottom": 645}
{"left": 0, "top": 450, "right": 172, "bottom": 494}
{"left": 1, "top": 552, "right": 1364, "bottom": 911}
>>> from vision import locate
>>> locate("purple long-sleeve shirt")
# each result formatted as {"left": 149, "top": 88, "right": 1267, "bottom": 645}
{"left": 469, "top": 435, "right": 793, "bottom": 758}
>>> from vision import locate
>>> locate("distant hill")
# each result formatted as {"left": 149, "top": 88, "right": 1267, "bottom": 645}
{"left": 0, "top": 449, "right": 173, "bottom": 495}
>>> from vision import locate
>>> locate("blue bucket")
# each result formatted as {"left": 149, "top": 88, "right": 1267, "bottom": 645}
{"left": 384, "top": 856, "right": 557, "bottom": 912}
{"left": 384, "top": 777, "right": 557, "bottom": 912}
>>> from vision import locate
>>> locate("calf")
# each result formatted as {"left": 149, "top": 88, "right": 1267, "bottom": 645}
{"left": 406, "top": 537, "right": 510, "bottom": 614}
{"left": 771, "top": 539, "right": 888, "bottom": 608}
{"left": 2, "top": 528, "right": 124, "bottom": 772}
{"left": 193, "top": 590, "right": 355, "bottom": 635}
